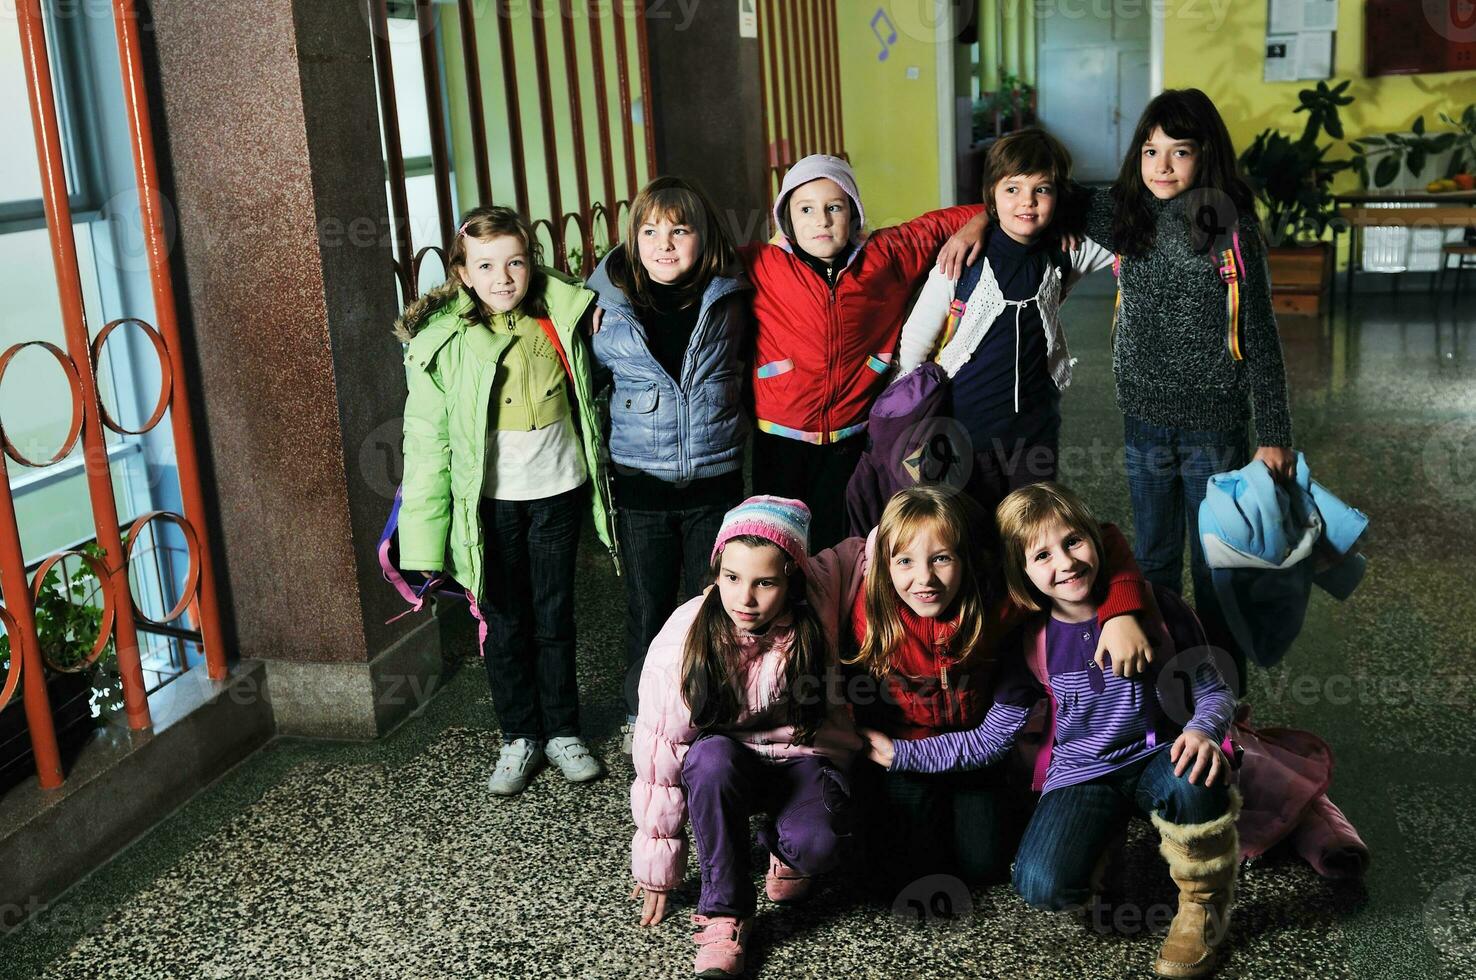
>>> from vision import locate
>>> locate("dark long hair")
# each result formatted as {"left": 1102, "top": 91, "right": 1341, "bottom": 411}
{"left": 680, "top": 536, "right": 831, "bottom": 744}
{"left": 1110, "top": 88, "right": 1257, "bottom": 257}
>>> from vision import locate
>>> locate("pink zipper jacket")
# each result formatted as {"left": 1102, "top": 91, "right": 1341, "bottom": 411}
{"left": 630, "top": 536, "right": 868, "bottom": 893}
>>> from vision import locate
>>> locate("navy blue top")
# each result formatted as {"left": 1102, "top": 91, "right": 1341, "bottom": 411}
{"left": 949, "top": 227, "right": 1060, "bottom": 452}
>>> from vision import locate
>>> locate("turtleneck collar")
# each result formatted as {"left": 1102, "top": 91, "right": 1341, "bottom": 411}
{"left": 987, "top": 222, "right": 1050, "bottom": 258}
{"left": 793, "top": 240, "right": 855, "bottom": 285}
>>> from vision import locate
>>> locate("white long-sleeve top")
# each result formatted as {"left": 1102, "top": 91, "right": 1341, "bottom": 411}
{"left": 897, "top": 236, "right": 1115, "bottom": 389}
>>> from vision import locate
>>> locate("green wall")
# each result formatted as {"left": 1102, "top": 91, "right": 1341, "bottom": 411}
{"left": 437, "top": 2, "right": 652, "bottom": 267}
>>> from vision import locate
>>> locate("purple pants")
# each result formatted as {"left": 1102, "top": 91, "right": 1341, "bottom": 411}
{"left": 681, "top": 734, "right": 853, "bottom": 917}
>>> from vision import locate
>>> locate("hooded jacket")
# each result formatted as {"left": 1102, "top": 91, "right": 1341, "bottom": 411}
{"left": 630, "top": 536, "right": 868, "bottom": 893}
{"left": 587, "top": 247, "right": 752, "bottom": 483}
{"left": 395, "top": 271, "right": 619, "bottom": 602}
{"left": 744, "top": 155, "right": 983, "bottom": 443}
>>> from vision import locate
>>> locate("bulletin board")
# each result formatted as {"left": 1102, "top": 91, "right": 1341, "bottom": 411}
{"left": 1264, "top": 0, "right": 1338, "bottom": 82}
{"left": 1365, "top": 0, "right": 1476, "bottom": 76}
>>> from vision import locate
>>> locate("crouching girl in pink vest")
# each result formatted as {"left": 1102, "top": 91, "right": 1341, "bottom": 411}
{"left": 629, "top": 496, "right": 867, "bottom": 978}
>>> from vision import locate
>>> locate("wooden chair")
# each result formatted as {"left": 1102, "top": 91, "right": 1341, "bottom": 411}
{"left": 1438, "top": 243, "right": 1476, "bottom": 298}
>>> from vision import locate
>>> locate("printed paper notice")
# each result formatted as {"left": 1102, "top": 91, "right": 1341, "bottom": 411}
{"left": 1301, "top": 0, "right": 1338, "bottom": 32}
{"left": 739, "top": 0, "right": 757, "bottom": 38}
{"left": 1265, "top": 34, "right": 1297, "bottom": 81}
{"left": 1296, "top": 30, "right": 1333, "bottom": 78}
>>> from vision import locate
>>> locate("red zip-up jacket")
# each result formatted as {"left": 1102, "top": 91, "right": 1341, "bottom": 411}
{"left": 849, "top": 523, "right": 1150, "bottom": 741}
{"left": 742, "top": 203, "right": 984, "bottom": 443}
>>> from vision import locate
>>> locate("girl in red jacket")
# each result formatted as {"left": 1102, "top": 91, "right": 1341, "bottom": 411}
{"left": 744, "top": 155, "right": 986, "bottom": 550}
{"left": 844, "top": 485, "right": 1155, "bottom": 893}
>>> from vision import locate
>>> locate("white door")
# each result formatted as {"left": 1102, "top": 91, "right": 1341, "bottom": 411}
{"left": 1036, "top": 7, "right": 1151, "bottom": 182}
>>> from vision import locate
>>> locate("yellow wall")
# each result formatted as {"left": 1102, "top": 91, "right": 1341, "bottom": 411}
{"left": 835, "top": 1, "right": 946, "bottom": 228}
{"left": 1161, "top": 0, "right": 1476, "bottom": 183}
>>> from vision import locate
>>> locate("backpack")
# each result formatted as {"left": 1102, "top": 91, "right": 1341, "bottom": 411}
{"left": 1112, "top": 230, "right": 1246, "bottom": 361}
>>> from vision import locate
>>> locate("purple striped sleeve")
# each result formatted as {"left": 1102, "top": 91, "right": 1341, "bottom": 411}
{"left": 890, "top": 702, "right": 1034, "bottom": 774}
{"left": 1181, "top": 657, "right": 1236, "bottom": 745}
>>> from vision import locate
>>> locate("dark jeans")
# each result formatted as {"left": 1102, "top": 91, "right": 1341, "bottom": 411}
{"left": 1013, "top": 747, "right": 1230, "bottom": 910}
{"left": 478, "top": 488, "right": 583, "bottom": 742}
{"left": 751, "top": 429, "right": 866, "bottom": 551}
{"left": 859, "top": 760, "right": 1024, "bottom": 892}
{"left": 618, "top": 502, "right": 733, "bottom": 717}
{"left": 1123, "top": 416, "right": 1250, "bottom": 687}
{"left": 682, "top": 734, "right": 853, "bottom": 917}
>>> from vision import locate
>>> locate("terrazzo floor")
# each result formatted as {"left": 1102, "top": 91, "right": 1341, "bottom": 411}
{"left": 3, "top": 280, "right": 1474, "bottom": 979}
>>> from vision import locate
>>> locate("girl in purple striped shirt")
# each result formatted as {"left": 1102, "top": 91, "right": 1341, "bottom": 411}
{"left": 861, "top": 482, "right": 1240, "bottom": 980}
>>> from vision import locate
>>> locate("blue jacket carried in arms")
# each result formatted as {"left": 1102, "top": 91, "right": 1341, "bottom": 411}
{"left": 1198, "top": 453, "right": 1369, "bottom": 667}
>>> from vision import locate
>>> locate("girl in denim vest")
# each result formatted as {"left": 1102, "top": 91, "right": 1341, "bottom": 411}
{"left": 587, "top": 177, "right": 753, "bottom": 748}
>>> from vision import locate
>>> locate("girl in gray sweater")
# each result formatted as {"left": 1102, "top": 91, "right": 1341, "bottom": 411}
{"left": 1085, "top": 88, "right": 1295, "bottom": 690}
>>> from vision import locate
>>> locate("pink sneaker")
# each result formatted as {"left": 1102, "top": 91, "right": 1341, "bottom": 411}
{"left": 691, "top": 914, "right": 751, "bottom": 978}
{"left": 764, "top": 854, "right": 813, "bottom": 903}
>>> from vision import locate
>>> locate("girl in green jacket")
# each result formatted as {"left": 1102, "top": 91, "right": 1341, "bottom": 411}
{"left": 395, "top": 205, "right": 618, "bottom": 797}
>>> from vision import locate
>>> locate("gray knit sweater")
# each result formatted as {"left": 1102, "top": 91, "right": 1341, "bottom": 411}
{"left": 1086, "top": 192, "right": 1293, "bottom": 447}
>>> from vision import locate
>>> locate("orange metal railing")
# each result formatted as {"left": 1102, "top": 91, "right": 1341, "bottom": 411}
{"left": 0, "top": 0, "right": 230, "bottom": 790}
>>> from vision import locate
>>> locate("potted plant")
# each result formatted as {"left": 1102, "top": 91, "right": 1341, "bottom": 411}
{"left": 1238, "top": 80, "right": 1355, "bottom": 315}
{"left": 1347, "top": 105, "right": 1476, "bottom": 190}
{"left": 972, "top": 72, "right": 1035, "bottom": 142}
{"left": 0, "top": 545, "right": 116, "bottom": 795}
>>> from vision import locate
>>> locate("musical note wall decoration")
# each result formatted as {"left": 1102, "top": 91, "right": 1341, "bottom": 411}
{"left": 870, "top": 7, "right": 897, "bottom": 61}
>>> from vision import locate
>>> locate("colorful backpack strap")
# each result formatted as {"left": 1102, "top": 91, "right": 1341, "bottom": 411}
{"left": 1218, "top": 230, "right": 1245, "bottom": 362}
{"left": 1024, "top": 621, "right": 1055, "bottom": 793}
{"left": 1110, "top": 253, "right": 1123, "bottom": 347}
{"left": 536, "top": 316, "right": 575, "bottom": 381}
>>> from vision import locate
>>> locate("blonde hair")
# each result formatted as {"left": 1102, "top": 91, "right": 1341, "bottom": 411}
{"left": 845, "top": 486, "right": 993, "bottom": 678}
{"left": 994, "top": 482, "right": 1108, "bottom": 613}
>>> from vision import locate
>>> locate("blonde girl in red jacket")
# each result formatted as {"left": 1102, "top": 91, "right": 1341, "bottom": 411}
{"left": 844, "top": 485, "right": 1156, "bottom": 894}
{"left": 743, "top": 155, "right": 986, "bottom": 550}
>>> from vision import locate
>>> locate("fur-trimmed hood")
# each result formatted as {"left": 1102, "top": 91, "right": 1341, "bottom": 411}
{"left": 391, "top": 279, "right": 468, "bottom": 344}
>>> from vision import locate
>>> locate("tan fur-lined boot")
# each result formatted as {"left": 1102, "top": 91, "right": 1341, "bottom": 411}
{"left": 1150, "top": 788, "right": 1242, "bottom": 979}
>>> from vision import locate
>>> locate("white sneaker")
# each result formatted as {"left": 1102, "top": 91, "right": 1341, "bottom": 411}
{"left": 544, "top": 735, "right": 602, "bottom": 783}
{"left": 488, "top": 738, "right": 543, "bottom": 796}
{"left": 621, "top": 722, "right": 636, "bottom": 757}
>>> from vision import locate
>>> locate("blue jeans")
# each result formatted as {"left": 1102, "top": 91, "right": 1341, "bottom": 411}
{"left": 617, "top": 502, "right": 733, "bottom": 717}
{"left": 1012, "top": 748, "right": 1230, "bottom": 910}
{"left": 1123, "top": 416, "right": 1249, "bottom": 683}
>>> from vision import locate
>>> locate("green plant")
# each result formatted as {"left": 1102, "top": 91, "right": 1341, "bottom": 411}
{"left": 1239, "top": 80, "right": 1355, "bottom": 243}
{"left": 1348, "top": 105, "right": 1476, "bottom": 186}
{"left": 972, "top": 71, "right": 1035, "bottom": 142}
{"left": 0, "top": 543, "right": 118, "bottom": 716}
{"left": 566, "top": 240, "right": 612, "bottom": 275}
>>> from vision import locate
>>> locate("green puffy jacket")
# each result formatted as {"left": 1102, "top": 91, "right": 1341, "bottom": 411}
{"left": 394, "top": 270, "right": 620, "bottom": 603}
